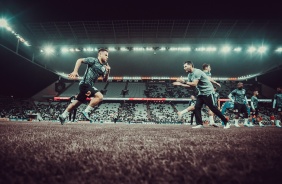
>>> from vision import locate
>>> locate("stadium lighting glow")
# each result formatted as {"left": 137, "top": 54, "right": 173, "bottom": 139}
{"left": 44, "top": 47, "right": 54, "bottom": 54}
{"left": 169, "top": 47, "right": 178, "bottom": 51}
{"left": 233, "top": 47, "right": 242, "bottom": 52}
{"left": 195, "top": 47, "right": 206, "bottom": 51}
{"left": 258, "top": 46, "right": 267, "bottom": 54}
{"left": 159, "top": 47, "right": 166, "bottom": 51}
{"left": 275, "top": 47, "right": 282, "bottom": 52}
{"left": 62, "top": 48, "right": 69, "bottom": 53}
{"left": 206, "top": 47, "right": 217, "bottom": 52}
{"left": 75, "top": 48, "right": 80, "bottom": 52}
{"left": 221, "top": 46, "right": 231, "bottom": 53}
{"left": 178, "top": 47, "right": 191, "bottom": 51}
{"left": 108, "top": 47, "right": 116, "bottom": 51}
{"left": 120, "top": 47, "right": 127, "bottom": 51}
{"left": 146, "top": 47, "right": 153, "bottom": 51}
{"left": 86, "top": 48, "right": 94, "bottom": 51}
{"left": 133, "top": 47, "right": 144, "bottom": 51}
{"left": 0, "top": 19, "right": 8, "bottom": 27}
{"left": 247, "top": 46, "right": 256, "bottom": 53}
{"left": 6, "top": 26, "right": 12, "bottom": 32}
{"left": 69, "top": 48, "right": 75, "bottom": 52}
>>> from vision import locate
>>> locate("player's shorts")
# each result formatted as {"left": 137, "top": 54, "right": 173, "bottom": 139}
{"left": 76, "top": 83, "right": 99, "bottom": 102}
{"left": 233, "top": 103, "right": 248, "bottom": 114}
{"left": 250, "top": 108, "right": 259, "bottom": 115}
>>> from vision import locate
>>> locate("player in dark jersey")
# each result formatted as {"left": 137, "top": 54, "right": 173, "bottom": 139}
{"left": 250, "top": 90, "right": 264, "bottom": 127}
{"left": 59, "top": 48, "right": 110, "bottom": 125}
{"left": 173, "top": 61, "right": 230, "bottom": 129}
{"left": 202, "top": 64, "right": 221, "bottom": 127}
{"left": 273, "top": 87, "right": 282, "bottom": 127}
{"left": 68, "top": 95, "right": 78, "bottom": 123}
{"left": 228, "top": 82, "right": 250, "bottom": 127}
{"left": 177, "top": 95, "right": 196, "bottom": 125}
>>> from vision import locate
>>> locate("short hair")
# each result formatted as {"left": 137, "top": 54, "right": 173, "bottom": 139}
{"left": 202, "top": 63, "right": 210, "bottom": 70}
{"left": 98, "top": 48, "right": 108, "bottom": 53}
{"left": 183, "top": 61, "right": 194, "bottom": 67}
{"left": 237, "top": 82, "right": 243, "bottom": 85}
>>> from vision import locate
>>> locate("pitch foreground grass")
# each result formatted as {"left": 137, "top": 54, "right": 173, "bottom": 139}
{"left": 0, "top": 122, "right": 282, "bottom": 184}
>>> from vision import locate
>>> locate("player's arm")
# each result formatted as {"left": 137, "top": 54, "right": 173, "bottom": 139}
{"left": 217, "top": 97, "right": 221, "bottom": 108}
{"left": 251, "top": 101, "right": 255, "bottom": 110}
{"left": 208, "top": 76, "right": 221, "bottom": 87}
{"left": 172, "top": 81, "right": 190, "bottom": 87}
{"left": 186, "top": 79, "right": 198, "bottom": 87}
{"left": 245, "top": 96, "right": 249, "bottom": 106}
{"left": 68, "top": 58, "right": 85, "bottom": 78}
{"left": 228, "top": 92, "right": 235, "bottom": 103}
{"left": 103, "top": 63, "right": 111, "bottom": 82}
{"left": 273, "top": 99, "right": 276, "bottom": 109}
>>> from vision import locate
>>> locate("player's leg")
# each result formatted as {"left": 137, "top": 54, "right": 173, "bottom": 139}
{"left": 192, "top": 96, "right": 205, "bottom": 128}
{"left": 203, "top": 94, "right": 229, "bottom": 128}
{"left": 178, "top": 105, "right": 195, "bottom": 119}
{"left": 233, "top": 104, "right": 240, "bottom": 127}
{"left": 59, "top": 100, "right": 82, "bottom": 125}
{"left": 242, "top": 105, "right": 250, "bottom": 127}
{"left": 82, "top": 91, "right": 103, "bottom": 121}
{"left": 276, "top": 110, "right": 282, "bottom": 127}
{"left": 190, "top": 111, "right": 195, "bottom": 125}
{"left": 72, "top": 108, "right": 77, "bottom": 122}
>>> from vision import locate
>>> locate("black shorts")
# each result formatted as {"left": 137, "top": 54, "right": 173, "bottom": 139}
{"left": 233, "top": 103, "right": 248, "bottom": 114}
{"left": 250, "top": 108, "right": 259, "bottom": 115}
{"left": 76, "top": 83, "right": 99, "bottom": 102}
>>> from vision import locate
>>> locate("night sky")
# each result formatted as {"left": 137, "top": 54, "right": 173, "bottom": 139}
{"left": 1, "top": 0, "right": 282, "bottom": 98}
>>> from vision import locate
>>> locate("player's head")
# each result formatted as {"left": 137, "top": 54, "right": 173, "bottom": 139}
{"left": 214, "top": 86, "right": 217, "bottom": 91}
{"left": 237, "top": 82, "right": 243, "bottom": 90}
{"left": 253, "top": 90, "right": 259, "bottom": 96}
{"left": 183, "top": 61, "right": 194, "bottom": 73}
{"left": 98, "top": 48, "right": 109, "bottom": 63}
{"left": 277, "top": 87, "right": 282, "bottom": 93}
{"left": 202, "top": 63, "right": 211, "bottom": 71}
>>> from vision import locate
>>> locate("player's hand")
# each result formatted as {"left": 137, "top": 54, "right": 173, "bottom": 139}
{"left": 216, "top": 82, "right": 221, "bottom": 87}
{"left": 173, "top": 82, "right": 184, "bottom": 86}
{"left": 176, "top": 76, "right": 185, "bottom": 83}
{"left": 68, "top": 72, "right": 79, "bottom": 79}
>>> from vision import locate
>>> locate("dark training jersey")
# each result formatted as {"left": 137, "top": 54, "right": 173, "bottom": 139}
{"left": 251, "top": 96, "right": 258, "bottom": 109}
{"left": 274, "top": 93, "right": 282, "bottom": 108}
{"left": 229, "top": 89, "right": 247, "bottom": 104}
{"left": 80, "top": 57, "right": 107, "bottom": 86}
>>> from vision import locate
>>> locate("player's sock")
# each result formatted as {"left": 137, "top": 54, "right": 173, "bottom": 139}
{"left": 62, "top": 110, "right": 69, "bottom": 118}
{"left": 84, "top": 105, "right": 94, "bottom": 113}
{"left": 235, "top": 119, "right": 239, "bottom": 126}
{"left": 179, "top": 109, "right": 188, "bottom": 116}
{"left": 209, "top": 116, "right": 215, "bottom": 124}
{"left": 244, "top": 118, "right": 250, "bottom": 127}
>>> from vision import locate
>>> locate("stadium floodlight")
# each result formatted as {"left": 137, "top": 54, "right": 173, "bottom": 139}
{"left": 195, "top": 47, "right": 206, "bottom": 51}
{"left": 169, "top": 47, "right": 178, "bottom": 51}
{"left": 247, "top": 46, "right": 256, "bottom": 53}
{"left": 44, "top": 47, "right": 54, "bottom": 54}
{"left": 275, "top": 47, "right": 282, "bottom": 53}
{"left": 69, "top": 48, "right": 75, "bottom": 52}
{"left": 258, "top": 46, "right": 267, "bottom": 54}
{"left": 61, "top": 48, "right": 69, "bottom": 53}
{"left": 108, "top": 47, "right": 116, "bottom": 51}
{"left": 206, "top": 47, "right": 217, "bottom": 52}
{"left": 133, "top": 47, "right": 144, "bottom": 51}
{"left": 86, "top": 48, "right": 93, "bottom": 51}
{"left": 75, "top": 48, "right": 80, "bottom": 52}
{"left": 233, "top": 47, "right": 242, "bottom": 52}
{"left": 221, "top": 46, "right": 231, "bottom": 53}
{"left": 6, "top": 26, "right": 12, "bottom": 32}
{"left": 0, "top": 19, "right": 8, "bottom": 27}
{"left": 24, "top": 41, "right": 31, "bottom": 46}
{"left": 159, "top": 47, "right": 166, "bottom": 51}
{"left": 146, "top": 47, "right": 153, "bottom": 51}
{"left": 120, "top": 47, "right": 128, "bottom": 51}
{"left": 178, "top": 47, "right": 191, "bottom": 51}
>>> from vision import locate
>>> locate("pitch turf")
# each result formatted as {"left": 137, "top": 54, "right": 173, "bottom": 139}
{"left": 0, "top": 122, "right": 282, "bottom": 184}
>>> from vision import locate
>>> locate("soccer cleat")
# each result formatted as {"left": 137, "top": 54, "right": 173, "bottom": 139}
{"left": 234, "top": 123, "right": 240, "bottom": 128}
{"left": 82, "top": 111, "right": 93, "bottom": 121}
{"left": 276, "top": 121, "right": 281, "bottom": 128}
{"left": 224, "top": 123, "right": 231, "bottom": 129}
{"left": 59, "top": 115, "right": 66, "bottom": 125}
{"left": 244, "top": 123, "right": 250, "bottom": 127}
{"left": 210, "top": 122, "right": 219, "bottom": 127}
{"left": 192, "top": 125, "right": 204, "bottom": 129}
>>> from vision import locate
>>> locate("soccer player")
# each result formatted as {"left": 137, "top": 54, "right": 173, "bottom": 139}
{"left": 59, "top": 48, "right": 110, "bottom": 125}
{"left": 273, "top": 87, "right": 282, "bottom": 128}
{"left": 177, "top": 94, "right": 196, "bottom": 124}
{"left": 250, "top": 90, "right": 264, "bottom": 127}
{"left": 173, "top": 61, "right": 230, "bottom": 129}
{"left": 68, "top": 95, "right": 78, "bottom": 123}
{"left": 202, "top": 64, "right": 221, "bottom": 127}
{"left": 228, "top": 82, "right": 250, "bottom": 127}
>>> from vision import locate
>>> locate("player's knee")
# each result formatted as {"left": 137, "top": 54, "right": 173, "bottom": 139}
{"left": 96, "top": 93, "right": 103, "bottom": 102}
